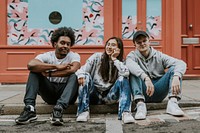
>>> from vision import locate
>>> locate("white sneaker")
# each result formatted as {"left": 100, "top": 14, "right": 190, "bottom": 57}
{"left": 122, "top": 112, "right": 135, "bottom": 124}
{"left": 135, "top": 102, "right": 147, "bottom": 120}
{"left": 166, "top": 98, "right": 184, "bottom": 116}
{"left": 76, "top": 111, "right": 90, "bottom": 122}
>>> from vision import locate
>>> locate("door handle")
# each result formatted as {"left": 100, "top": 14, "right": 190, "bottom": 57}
{"left": 189, "top": 24, "right": 193, "bottom": 29}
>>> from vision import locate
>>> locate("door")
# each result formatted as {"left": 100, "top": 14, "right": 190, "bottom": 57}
{"left": 181, "top": 0, "right": 200, "bottom": 76}
{"left": 121, "top": 0, "right": 163, "bottom": 55}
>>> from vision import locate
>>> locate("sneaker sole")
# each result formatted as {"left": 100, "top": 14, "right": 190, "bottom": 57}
{"left": 123, "top": 120, "right": 135, "bottom": 124}
{"left": 166, "top": 111, "right": 184, "bottom": 117}
{"left": 50, "top": 120, "right": 64, "bottom": 126}
{"left": 50, "top": 117, "right": 64, "bottom": 126}
{"left": 76, "top": 116, "right": 90, "bottom": 122}
{"left": 76, "top": 119, "right": 88, "bottom": 122}
{"left": 135, "top": 117, "right": 146, "bottom": 120}
{"left": 15, "top": 116, "right": 38, "bottom": 125}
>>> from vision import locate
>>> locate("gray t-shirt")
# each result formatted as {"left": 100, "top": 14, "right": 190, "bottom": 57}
{"left": 35, "top": 51, "right": 80, "bottom": 83}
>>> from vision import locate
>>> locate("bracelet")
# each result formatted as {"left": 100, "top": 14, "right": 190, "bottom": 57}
{"left": 49, "top": 71, "right": 51, "bottom": 77}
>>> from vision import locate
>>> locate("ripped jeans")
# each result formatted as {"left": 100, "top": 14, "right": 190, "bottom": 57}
{"left": 77, "top": 74, "right": 132, "bottom": 120}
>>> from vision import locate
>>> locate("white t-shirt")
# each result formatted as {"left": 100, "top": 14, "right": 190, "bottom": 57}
{"left": 35, "top": 51, "right": 80, "bottom": 83}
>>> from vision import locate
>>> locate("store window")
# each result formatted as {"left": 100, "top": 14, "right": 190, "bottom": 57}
{"left": 146, "top": 0, "right": 162, "bottom": 40}
{"left": 7, "top": 0, "right": 104, "bottom": 45}
{"left": 122, "top": 0, "right": 137, "bottom": 39}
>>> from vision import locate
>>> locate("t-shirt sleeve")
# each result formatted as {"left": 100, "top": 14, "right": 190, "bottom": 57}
{"left": 71, "top": 52, "right": 81, "bottom": 63}
{"left": 35, "top": 52, "right": 50, "bottom": 63}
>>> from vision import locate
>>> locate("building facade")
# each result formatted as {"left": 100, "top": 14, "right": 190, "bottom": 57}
{"left": 0, "top": 0, "right": 199, "bottom": 83}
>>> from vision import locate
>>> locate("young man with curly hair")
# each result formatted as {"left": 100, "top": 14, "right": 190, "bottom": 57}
{"left": 15, "top": 27, "right": 80, "bottom": 126}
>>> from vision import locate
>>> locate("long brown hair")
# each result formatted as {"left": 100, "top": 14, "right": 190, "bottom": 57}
{"left": 99, "top": 37, "right": 124, "bottom": 83}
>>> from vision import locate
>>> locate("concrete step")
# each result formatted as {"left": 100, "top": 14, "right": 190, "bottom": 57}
{"left": 1, "top": 100, "right": 200, "bottom": 115}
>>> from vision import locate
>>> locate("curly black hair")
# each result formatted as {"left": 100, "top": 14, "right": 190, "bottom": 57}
{"left": 50, "top": 27, "right": 75, "bottom": 47}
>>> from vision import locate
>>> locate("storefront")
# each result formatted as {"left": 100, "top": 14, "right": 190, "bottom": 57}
{"left": 0, "top": 0, "right": 199, "bottom": 83}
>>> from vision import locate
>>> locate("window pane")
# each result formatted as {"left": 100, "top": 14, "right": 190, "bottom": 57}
{"left": 146, "top": 0, "right": 162, "bottom": 40}
{"left": 7, "top": 0, "right": 104, "bottom": 45}
{"left": 122, "top": 0, "right": 137, "bottom": 39}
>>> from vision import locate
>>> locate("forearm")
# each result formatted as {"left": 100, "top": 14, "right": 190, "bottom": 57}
{"left": 51, "top": 69, "right": 75, "bottom": 77}
{"left": 51, "top": 62, "right": 80, "bottom": 77}
{"left": 29, "top": 64, "right": 57, "bottom": 73}
{"left": 28, "top": 59, "right": 57, "bottom": 72}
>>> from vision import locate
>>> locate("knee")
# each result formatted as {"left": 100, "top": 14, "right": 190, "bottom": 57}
{"left": 29, "top": 72, "right": 42, "bottom": 77}
{"left": 117, "top": 76, "right": 125, "bottom": 82}
{"left": 69, "top": 73, "right": 77, "bottom": 80}
{"left": 81, "top": 74, "right": 92, "bottom": 86}
{"left": 167, "top": 66, "right": 175, "bottom": 74}
{"left": 129, "top": 74, "right": 141, "bottom": 82}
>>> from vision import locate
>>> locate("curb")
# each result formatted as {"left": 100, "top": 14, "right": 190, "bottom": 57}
{"left": 1, "top": 101, "right": 200, "bottom": 115}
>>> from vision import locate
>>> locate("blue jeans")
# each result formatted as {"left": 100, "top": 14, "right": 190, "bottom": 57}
{"left": 130, "top": 67, "right": 182, "bottom": 102}
{"left": 77, "top": 74, "right": 132, "bottom": 120}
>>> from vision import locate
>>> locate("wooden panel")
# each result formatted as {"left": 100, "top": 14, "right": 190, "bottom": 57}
{"left": 181, "top": 45, "right": 189, "bottom": 70}
{"left": 181, "top": 0, "right": 187, "bottom": 37}
{"left": 0, "top": 47, "right": 105, "bottom": 83}
{"left": 0, "top": 0, "right": 7, "bottom": 46}
{"left": 193, "top": 0, "right": 200, "bottom": 37}
{"left": 6, "top": 52, "right": 35, "bottom": 70}
{"left": 182, "top": 45, "right": 200, "bottom": 75}
{"left": 186, "top": 0, "right": 193, "bottom": 37}
{"left": 193, "top": 45, "right": 200, "bottom": 69}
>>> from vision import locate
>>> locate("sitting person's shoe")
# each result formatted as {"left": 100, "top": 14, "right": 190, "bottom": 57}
{"left": 135, "top": 101, "right": 147, "bottom": 120}
{"left": 166, "top": 97, "right": 184, "bottom": 116}
{"left": 50, "top": 105, "right": 64, "bottom": 126}
{"left": 15, "top": 105, "right": 37, "bottom": 124}
{"left": 76, "top": 111, "right": 90, "bottom": 122}
{"left": 122, "top": 112, "right": 135, "bottom": 124}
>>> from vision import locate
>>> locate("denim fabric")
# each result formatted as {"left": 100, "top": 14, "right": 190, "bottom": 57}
{"left": 130, "top": 67, "right": 182, "bottom": 103}
{"left": 24, "top": 72, "right": 78, "bottom": 109}
{"left": 77, "top": 74, "right": 132, "bottom": 120}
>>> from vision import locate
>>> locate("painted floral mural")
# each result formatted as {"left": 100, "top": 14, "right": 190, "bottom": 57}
{"left": 122, "top": 15, "right": 161, "bottom": 40}
{"left": 7, "top": 0, "right": 104, "bottom": 45}
{"left": 146, "top": 16, "right": 161, "bottom": 39}
{"left": 122, "top": 16, "right": 137, "bottom": 39}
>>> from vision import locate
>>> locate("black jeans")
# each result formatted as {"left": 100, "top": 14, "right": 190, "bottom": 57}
{"left": 24, "top": 72, "right": 78, "bottom": 109}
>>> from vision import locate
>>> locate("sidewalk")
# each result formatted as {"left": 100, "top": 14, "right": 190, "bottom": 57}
{"left": 0, "top": 80, "right": 200, "bottom": 115}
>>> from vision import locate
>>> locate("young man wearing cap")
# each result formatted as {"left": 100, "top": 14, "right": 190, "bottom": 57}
{"left": 126, "top": 30, "right": 187, "bottom": 120}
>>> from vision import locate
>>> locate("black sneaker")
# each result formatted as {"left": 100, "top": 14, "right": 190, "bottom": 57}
{"left": 50, "top": 105, "right": 64, "bottom": 126}
{"left": 15, "top": 105, "right": 37, "bottom": 124}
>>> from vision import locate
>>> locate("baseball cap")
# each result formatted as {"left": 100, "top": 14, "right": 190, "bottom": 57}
{"left": 133, "top": 30, "right": 149, "bottom": 42}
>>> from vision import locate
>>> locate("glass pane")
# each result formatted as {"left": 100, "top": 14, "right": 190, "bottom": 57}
{"left": 28, "top": 0, "right": 82, "bottom": 29}
{"left": 7, "top": 0, "right": 104, "bottom": 45}
{"left": 146, "top": 0, "right": 162, "bottom": 40}
{"left": 122, "top": 0, "right": 137, "bottom": 39}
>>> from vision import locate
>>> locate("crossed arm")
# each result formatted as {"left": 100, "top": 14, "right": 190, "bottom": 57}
{"left": 27, "top": 59, "right": 80, "bottom": 77}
